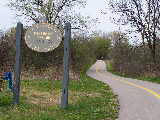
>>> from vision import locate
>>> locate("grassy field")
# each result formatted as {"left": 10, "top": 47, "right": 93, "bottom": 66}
{"left": 0, "top": 74, "right": 119, "bottom": 120}
{"left": 106, "top": 61, "right": 160, "bottom": 84}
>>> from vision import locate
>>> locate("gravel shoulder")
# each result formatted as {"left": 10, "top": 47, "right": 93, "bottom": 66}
{"left": 87, "top": 60, "right": 160, "bottom": 120}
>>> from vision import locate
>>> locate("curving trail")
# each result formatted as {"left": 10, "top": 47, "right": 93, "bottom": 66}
{"left": 87, "top": 60, "right": 160, "bottom": 120}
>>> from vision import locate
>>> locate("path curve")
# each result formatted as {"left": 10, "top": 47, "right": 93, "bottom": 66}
{"left": 87, "top": 60, "right": 160, "bottom": 120}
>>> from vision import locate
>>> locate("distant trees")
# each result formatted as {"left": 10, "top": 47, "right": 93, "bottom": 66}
{"left": 0, "top": 27, "right": 112, "bottom": 73}
{"left": 93, "top": 37, "right": 111, "bottom": 60}
{"left": 108, "top": 31, "right": 155, "bottom": 77}
{"left": 109, "top": 0, "right": 160, "bottom": 63}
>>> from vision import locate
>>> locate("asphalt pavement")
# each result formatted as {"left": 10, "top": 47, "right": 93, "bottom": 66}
{"left": 87, "top": 60, "right": 160, "bottom": 120}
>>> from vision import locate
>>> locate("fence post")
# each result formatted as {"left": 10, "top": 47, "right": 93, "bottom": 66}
{"left": 61, "top": 23, "right": 71, "bottom": 108}
{"left": 13, "top": 22, "right": 23, "bottom": 104}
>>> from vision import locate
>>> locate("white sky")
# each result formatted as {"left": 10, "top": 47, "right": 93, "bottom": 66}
{"left": 0, "top": 0, "right": 119, "bottom": 32}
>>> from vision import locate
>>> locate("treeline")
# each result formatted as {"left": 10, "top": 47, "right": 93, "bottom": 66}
{"left": 109, "top": 32, "right": 160, "bottom": 78}
{"left": 1, "top": 28, "right": 160, "bottom": 79}
{"left": 109, "top": 0, "right": 160, "bottom": 78}
{"left": 0, "top": 28, "right": 111, "bottom": 79}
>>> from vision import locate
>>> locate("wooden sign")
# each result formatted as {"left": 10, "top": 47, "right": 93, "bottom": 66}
{"left": 25, "top": 23, "right": 62, "bottom": 52}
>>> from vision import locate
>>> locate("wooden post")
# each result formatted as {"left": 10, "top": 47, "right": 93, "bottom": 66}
{"left": 61, "top": 23, "right": 71, "bottom": 108}
{"left": 13, "top": 22, "right": 23, "bottom": 104}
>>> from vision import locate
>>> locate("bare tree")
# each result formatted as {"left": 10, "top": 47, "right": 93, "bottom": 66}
{"left": 9, "top": 0, "right": 90, "bottom": 30}
{"left": 109, "top": 0, "right": 160, "bottom": 63}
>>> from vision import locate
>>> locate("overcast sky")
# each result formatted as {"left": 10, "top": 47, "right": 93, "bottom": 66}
{"left": 0, "top": 0, "right": 119, "bottom": 32}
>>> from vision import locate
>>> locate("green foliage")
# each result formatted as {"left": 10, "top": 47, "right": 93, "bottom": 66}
{"left": 70, "top": 36, "right": 111, "bottom": 72}
{"left": 1, "top": 29, "right": 111, "bottom": 75}
{"left": 0, "top": 90, "right": 12, "bottom": 106}
{"left": 0, "top": 75, "right": 119, "bottom": 120}
{"left": 138, "top": 77, "right": 160, "bottom": 84}
{"left": 71, "top": 39, "right": 96, "bottom": 73}
{"left": 93, "top": 37, "right": 111, "bottom": 59}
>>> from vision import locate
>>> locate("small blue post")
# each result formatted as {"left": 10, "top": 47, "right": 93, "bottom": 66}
{"left": 3, "top": 72, "right": 13, "bottom": 90}
{"left": 8, "top": 72, "right": 13, "bottom": 90}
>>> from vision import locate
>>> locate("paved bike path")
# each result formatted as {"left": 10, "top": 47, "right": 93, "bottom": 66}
{"left": 87, "top": 60, "right": 160, "bottom": 120}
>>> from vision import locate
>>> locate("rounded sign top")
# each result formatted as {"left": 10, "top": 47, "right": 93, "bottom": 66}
{"left": 25, "top": 23, "right": 62, "bottom": 52}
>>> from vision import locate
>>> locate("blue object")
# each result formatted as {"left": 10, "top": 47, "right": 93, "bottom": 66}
{"left": 3, "top": 72, "right": 13, "bottom": 90}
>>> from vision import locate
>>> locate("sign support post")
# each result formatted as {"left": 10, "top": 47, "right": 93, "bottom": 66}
{"left": 61, "top": 23, "right": 71, "bottom": 108}
{"left": 13, "top": 22, "right": 23, "bottom": 104}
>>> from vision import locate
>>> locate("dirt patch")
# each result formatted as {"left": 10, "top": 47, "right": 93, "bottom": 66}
{"left": 22, "top": 88, "right": 60, "bottom": 106}
{"left": 22, "top": 88, "right": 101, "bottom": 106}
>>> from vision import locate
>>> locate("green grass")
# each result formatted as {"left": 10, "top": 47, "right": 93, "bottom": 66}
{"left": 0, "top": 74, "right": 119, "bottom": 120}
{"left": 138, "top": 77, "right": 160, "bottom": 84}
{"left": 106, "top": 61, "right": 160, "bottom": 84}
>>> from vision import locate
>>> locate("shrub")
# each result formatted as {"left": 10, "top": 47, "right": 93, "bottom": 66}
{"left": 109, "top": 32, "right": 160, "bottom": 77}
{"left": 0, "top": 29, "right": 97, "bottom": 74}
{"left": 71, "top": 38, "right": 96, "bottom": 73}
{"left": 93, "top": 37, "right": 111, "bottom": 60}
{"left": 0, "top": 27, "right": 112, "bottom": 77}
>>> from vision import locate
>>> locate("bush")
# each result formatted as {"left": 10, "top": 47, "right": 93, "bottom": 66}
{"left": 109, "top": 32, "right": 160, "bottom": 77}
{"left": 93, "top": 37, "right": 111, "bottom": 60}
{"left": 0, "top": 29, "right": 96, "bottom": 73}
{"left": 0, "top": 27, "right": 112, "bottom": 77}
{"left": 71, "top": 39, "right": 96, "bottom": 73}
